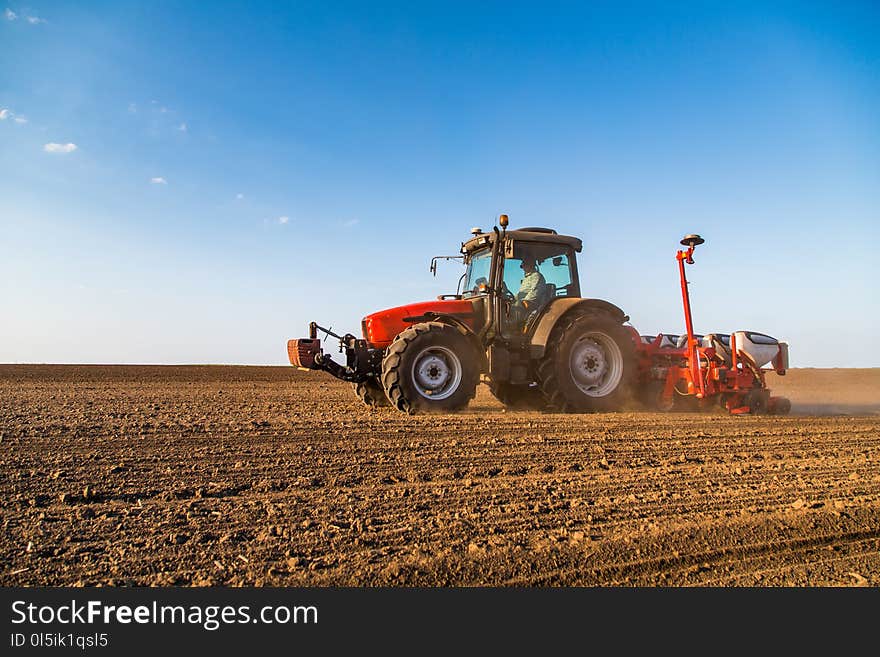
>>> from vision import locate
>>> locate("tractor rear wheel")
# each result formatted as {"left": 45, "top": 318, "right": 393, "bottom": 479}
{"left": 381, "top": 322, "right": 479, "bottom": 414}
{"left": 352, "top": 378, "right": 390, "bottom": 407}
{"left": 488, "top": 381, "right": 547, "bottom": 410}
{"left": 537, "top": 310, "right": 635, "bottom": 412}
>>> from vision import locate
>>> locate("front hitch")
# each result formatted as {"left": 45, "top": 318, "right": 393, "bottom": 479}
{"left": 287, "top": 321, "right": 383, "bottom": 383}
{"left": 288, "top": 321, "right": 344, "bottom": 369}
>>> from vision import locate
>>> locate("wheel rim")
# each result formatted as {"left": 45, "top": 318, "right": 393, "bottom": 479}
{"left": 568, "top": 331, "right": 624, "bottom": 397}
{"left": 411, "top": 346, "right": 463, "bottom": 401}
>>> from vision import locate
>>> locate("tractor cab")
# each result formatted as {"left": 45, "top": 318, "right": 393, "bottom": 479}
{"left": 460, "top": 222, "right": 582, "bottom": 340}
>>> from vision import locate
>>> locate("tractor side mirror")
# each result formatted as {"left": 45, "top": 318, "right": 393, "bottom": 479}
{"left": 552, "top": 256, "right": 563, "bottom": 266}
{"left": 430, "top": 255, "right": 464, "bottom": 277}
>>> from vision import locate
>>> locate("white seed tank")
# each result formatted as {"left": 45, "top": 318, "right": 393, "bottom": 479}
{"left": 733, "top": 331, "right": 786, "bottom": 368}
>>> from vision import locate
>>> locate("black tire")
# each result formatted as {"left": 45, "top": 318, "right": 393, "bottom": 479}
{"left": 745, "top": 389, "right": 769, "bottom": 415}
{"left": 537, "top": 310, "right": 635, "bottom": 412}
{"left": 352, "top": 378, "right": 390, "bottom": 407}
{"left": 769, "top": 396, "right": 792, "bottom": 415}
{"left": 488, "top": 381, "right": 547, "bottom": 411}
{"left": 381, "top": 322, "right": 479, "bottom": 414}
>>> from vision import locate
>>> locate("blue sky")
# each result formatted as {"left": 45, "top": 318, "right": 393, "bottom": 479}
{"left": 1, "top": 1, "right": 878, "bottom": 367}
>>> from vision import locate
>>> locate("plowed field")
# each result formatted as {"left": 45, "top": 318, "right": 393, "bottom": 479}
{"left": 2, "top": 365, "right": 878, "bottom": 586}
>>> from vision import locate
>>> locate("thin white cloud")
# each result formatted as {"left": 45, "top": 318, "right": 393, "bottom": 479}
{"left": 4, "top": 8, "right": 16, "bottom": 21}
{"left": 132, "top": 100, "right": 190, "bottom": 134}
{"left": 236, "top": 193, "right": 244, "bottom": 200}
{"left": 25, "top": 15, "right": 45, "bottom": 24}
{"left": 43, "top": 143, "right": 78, "bottom": 154}
{"left": 277, "top": 216, "right": 289, "bottom": 225}
{"left": 342, "top": 219, "right": 360, "bottom": 227}
{"left": 1, "top": 108, "right": 27, "bottom": 123}
{"left": 150, "top": 177, "right": 167, "bottom": 185}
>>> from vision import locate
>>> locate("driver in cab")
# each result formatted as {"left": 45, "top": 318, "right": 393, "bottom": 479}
{"left": 515, "top": 256, "right": 546, "bottom": 312}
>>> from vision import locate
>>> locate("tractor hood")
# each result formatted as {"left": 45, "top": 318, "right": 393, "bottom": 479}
{"left": 361, "top": 297, "right": 483, "bottom": 348}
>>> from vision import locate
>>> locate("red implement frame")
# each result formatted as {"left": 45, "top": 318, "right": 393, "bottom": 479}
{"left": 632, "top": 235, "right": 788, "bottom": 414}
{"left": 677, "top": 242, "right": 705, "bottom": 399}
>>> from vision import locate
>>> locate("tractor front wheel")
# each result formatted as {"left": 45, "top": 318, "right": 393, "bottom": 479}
{"left": 381, "top": 322, "right": 479, "bottom": 414}
{"left": 537, "top": 310, "right": 635, "bottom": 412}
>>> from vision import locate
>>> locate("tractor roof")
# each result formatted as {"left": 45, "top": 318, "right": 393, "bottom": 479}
{"left": 461, "top": 227, "right": 583, "bottom": 254}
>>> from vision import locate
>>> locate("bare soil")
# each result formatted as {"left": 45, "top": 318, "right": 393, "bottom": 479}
{"left": 1, "top": 365, "right": 878, "bottom": 586}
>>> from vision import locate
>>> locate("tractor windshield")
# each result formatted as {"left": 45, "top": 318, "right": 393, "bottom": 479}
{"left": 461, "top": 248, "right": 492, "bottom": 298}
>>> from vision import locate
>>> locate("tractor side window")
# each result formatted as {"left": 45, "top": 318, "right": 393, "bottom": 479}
{"left": 503, "top": 247, "right": 575, "bottom": 302}
{"left": 462, "top": 249, "right": 492, "bottom": 297}
{"left": 502, "top": 253, "right": 572, "bottom": 300}
{"left": 502, "top": 257, "right": 527, "bottom": 297}
{"left": 542, "top": 254, "right": 573, "bottom": 297}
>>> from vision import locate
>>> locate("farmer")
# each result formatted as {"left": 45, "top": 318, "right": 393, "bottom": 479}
{"left": 515, "top": 255, "right": 547, "bottom": 311}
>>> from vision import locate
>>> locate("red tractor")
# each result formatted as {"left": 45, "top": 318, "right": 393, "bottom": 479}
{"left": 288, "top": 216, "right": 790, "bottom": 415}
